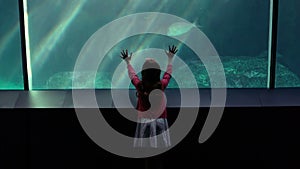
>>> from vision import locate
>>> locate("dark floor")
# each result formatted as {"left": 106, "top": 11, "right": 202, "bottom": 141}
{"left": 1, "top": 107, "right": 300, "bottom": 169}
{"left": 0, "top": 89, "right": 300, "bottom": 169}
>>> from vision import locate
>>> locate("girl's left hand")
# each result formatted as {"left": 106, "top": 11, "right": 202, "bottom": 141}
{"left": 165, "top": 45, "right": 178, "bottom": 58}
{"left": 120, "top": 49, "right": 132, "bottom": 64}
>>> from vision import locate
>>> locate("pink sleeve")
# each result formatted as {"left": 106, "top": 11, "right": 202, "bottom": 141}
{"left": 127, "top": 63, "right": 141, "bottom": 87}
{"left": 161, "top": 64, "right": 172, "bottom": 89}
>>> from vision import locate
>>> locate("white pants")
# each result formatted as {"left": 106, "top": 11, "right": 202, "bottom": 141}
{"left": 134, "top": 118, "right": 171, "bottom": 148}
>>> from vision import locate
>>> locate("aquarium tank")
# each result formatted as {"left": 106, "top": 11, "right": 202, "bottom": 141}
{"left": 0, "top": 0, "right": 299, "bottom": 90}
{"left": 276, "top": 0, "right": 300, "bottom": 87}
{"left": 0, "top": 0, "right": 24, "bottom": 89}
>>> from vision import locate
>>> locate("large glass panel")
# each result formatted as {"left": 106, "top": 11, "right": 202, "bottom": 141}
{"left": 0, "top": 0, "right": 24, "bottom": 89}
{"left": 276, "top": 0, "right": 300, "bottom": 87}
{"left": 27, "top": 0, "right": 270, "bottom": 89}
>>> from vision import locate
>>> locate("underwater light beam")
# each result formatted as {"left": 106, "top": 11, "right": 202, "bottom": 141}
{"left": 116, "top": 0, "right": 140, "bottom": 19}
{"left": 112, "top": 0, "right": 178, "bottom": 84}
{"left": 31, "top": 0, "right": 85, "bottom": 71}
{"left": 114, "top": 1, "right": 173, "bottom": 85}
{"left": 0, "top": 24, "right": 19, "bottom": 58}
{"left": 180, "top": 0, "right": 200, "bottom": 22}
{"left": 0, "top": 23, "right": 24, "bottom": 87}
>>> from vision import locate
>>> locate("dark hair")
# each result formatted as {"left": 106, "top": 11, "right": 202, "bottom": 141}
{"left": 137, "top": 59, "right": 162, "bottom": 109}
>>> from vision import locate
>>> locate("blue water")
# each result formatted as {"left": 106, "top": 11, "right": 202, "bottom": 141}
{"left": 0, "top": 0, "right": 23, "bottom": 89}
{"left": 0, "top": 0, "right": 299, "bottom": 89}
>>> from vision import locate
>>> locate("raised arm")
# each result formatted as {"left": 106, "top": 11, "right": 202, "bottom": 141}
{"left": 120, "top": 49, "right": 140, "bottom": 87}
{"left": 161, "top": 45, "right": 178, "bottom": 89}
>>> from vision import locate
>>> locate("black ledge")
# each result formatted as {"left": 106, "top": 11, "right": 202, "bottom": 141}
{"left": 0, "top": 88, "right": 299, "bottom": 108}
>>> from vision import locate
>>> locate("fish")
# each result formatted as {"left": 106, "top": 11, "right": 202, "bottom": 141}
{"left": 167, "top": 20, "right": 201, "bottom": 37}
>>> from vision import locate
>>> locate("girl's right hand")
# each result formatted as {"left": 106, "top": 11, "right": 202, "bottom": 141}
{"left": 165, "top": 45, "right": 178, "bottom": 63}
{"left": 165, "top": 45, "right": 178, "bottom": 59}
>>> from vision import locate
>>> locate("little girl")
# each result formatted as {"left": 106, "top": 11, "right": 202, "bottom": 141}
{"left": 120, "top": 45, "right": 178, "bottom": 148}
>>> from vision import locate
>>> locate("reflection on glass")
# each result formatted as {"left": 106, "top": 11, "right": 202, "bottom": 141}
{"left": 27, "top": 0, "right": 271, "bottom": 89}
{"left": 276, "top": 0, "right": 300, "bottom": 87}
{"left": 0, "top": 0, "right": 23, "bottom": 89}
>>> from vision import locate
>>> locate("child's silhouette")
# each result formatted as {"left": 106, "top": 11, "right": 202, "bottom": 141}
{"left": 120, "top": 45, "right": 178, "bottom": 148}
